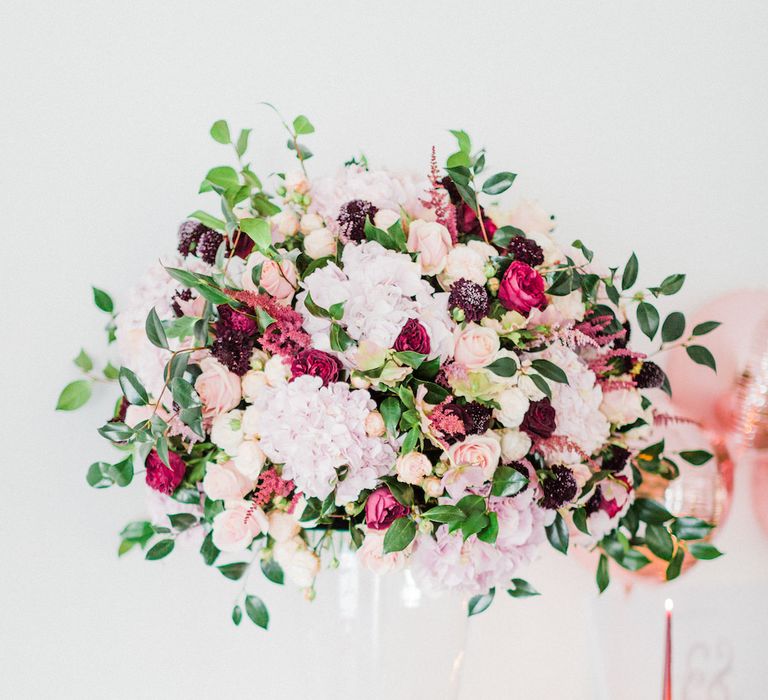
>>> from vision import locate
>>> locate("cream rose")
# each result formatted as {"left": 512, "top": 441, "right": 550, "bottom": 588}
{"left": 407, "top": 219, "right": 452, "bottom": 275}
{"left": 273, "top": 210, "right": 300, "bottom": 239}
{"left": 233, "top": 439, "right": 267, "bottom": 478}
{"left": 264, "top": 355, "right": 291, "bottom": 386}
{"left": 453, "top": 324, "right": 500, "bottom": 369}
{"left": 267, "top": 510, "right": 302, "bottom": 543}
{"left": 241, "top": 405, "right": 261, "bottom": 438}
{"left": 210, "top": 409, "right": 244, "bottom": 455}
{"left": 600, "top": 388, "right": 645, "bottom": 426}
{"left": 495, "top": 387, "right": 530, "bottom": 428}
{"left": 195, "top": 357, "right": 242, "bottom": 420}
{"left": 357, "top": 528, "right": 411, "bottom": 575}
{"left": 440, "top": 244, "right": 488, "bottom": 287}
{"left": 364, "top": 411, "right": 386, "bottom": 437}
{"left": 373, "top": 208, "right": 400, "bottom": 230}
{"left": 242, "top": 252, "right": 298, "bottom": 304}
{"left": 500, "top": 429, "right": 532, "bottom": 462}
{"left": 300, "top": 213, "right": 324, "bottom": 234}
{"left": 212, "top": 501, "right": 267, "bottom": 552}
{"left": 274, "top": 537, "right": 321, "bottom": 587}
{"left": 202, "top": 461, "right": 254, "bottom": 502}
{"left": 395, "top": 451, "right": 432, "bottom": 485}
{"left": 303, "top": 228, "right": 337, "bottom": 259}
{"left": 422, "top": 476, "right": 444, "bottom": 498}
{"left": 241, "top": 370, "right": 268, "bottom": 403}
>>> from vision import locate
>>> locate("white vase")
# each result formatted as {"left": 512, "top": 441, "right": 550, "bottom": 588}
{"left": 257, "top": 533, "right": 468, "bottom": 699}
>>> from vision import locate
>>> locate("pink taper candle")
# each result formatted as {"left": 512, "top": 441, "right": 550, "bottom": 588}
{"left": 663, "top": 599, "right": 673, "bottom": 700}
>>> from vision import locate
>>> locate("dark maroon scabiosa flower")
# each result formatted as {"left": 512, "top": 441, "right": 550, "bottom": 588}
{"left": 520, "top": 398, "right": 557, "bottom": 439}
{"left": 217, "top": 304, "right": 258, "bottom": 335}
{"left": 337, "top": 199, "right": 378, "bottom": 242}
{"left": 507, "top": 236, "right": 544, "bottom": 267}
{"left": 145, "top": 449, "right": 187, "bottom": 495}
{"left": 196, "top": 229, "right": 225, "bottom": 265}
{"left": 393, "top": 318, "right": 431, "bottom": 355}
{"left": 177, "top": 220, "right": 204, "bottom": 257}
{"left": 448, "top": 278, "right": 490, "bottom": 322}
{"left": 211, "top": 328, "right": 255, "bottom": 376}
{"left": 540, "top": 465, "right": 577, "bottom": 509}
{"left": 634, "top": 361, "right": 665, "bottom": 389}
{"left": 602, "top": 445, "right": 630, "bottom": 472}
{"left": 290, "top": 349, "right": 342, "bottom": 386}
{"left": 613, "top": 320, "right": 632, "bottom": 349}
{"left": 365, "top": 487, "right": 409, "bottom": 530}
{"left": 463, "top": 402, "right": 493, "bottom": 435}
{"left": 171, "top": 288, "right": 193, "bottom": 317}
{"left": 585, "top": 486, "right": 603, "bottom": 515}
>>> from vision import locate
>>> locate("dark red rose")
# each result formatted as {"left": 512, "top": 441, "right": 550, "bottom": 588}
{"left": 520, "top": 398, "right": 557, "bottom": 439}
{"left": 291, "top": 349, "right": 342, "bottom": 386}
{"left": 498, "top": 260, "right": 548, "bottom": 315}
{"left": 145, "top": 449, "right": 187, "bottom": 495}
{"left": 365, "top": 487, "right": 409, "bottom": 530}
{"left": 393, "top": 318, "right": 431, "bottom": 355}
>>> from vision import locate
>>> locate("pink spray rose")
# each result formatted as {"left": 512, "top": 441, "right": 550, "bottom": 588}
{"left": 498, "top": 261, "right": 547, "bottom": 315}
{"left": 145, "top": 449, "right": 187, "bottom": 495}
{"left": 365, "top": 487, "right": 409, "bottom": 530}
{"left": 195, "top": 356, "right": 242, "bottom": 420}
{"left": 242, "top": 252, "right": 298, "bottom": 305}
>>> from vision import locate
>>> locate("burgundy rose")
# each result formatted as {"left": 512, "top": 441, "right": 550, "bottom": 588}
{"left": 498, "top": 261, "right": 548, "bottom": 315}
{"left": 440, "top": 175, "right": 497, "bottom": 240}
{"left": 145, "top": 449, "right": 187, "bottom": 495}
{"left": 393, "top": 318, "right": 431, "bottom": 355}
{"left": 217, "top": 305, "right": 258, "bottom": 335}
{"left": 291, "top": 349, "right": 342, "bottom": 386}
{"left": 520, "top": 398, "right": 557, "bottom": 439}
{"left": 365, "top": 487, "right": 409, "bottom": 530}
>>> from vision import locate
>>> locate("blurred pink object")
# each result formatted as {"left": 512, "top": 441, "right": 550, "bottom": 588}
{"left": 751, "top": 453, "right": 768, "bottom": 537}
{"left": 665, "top": 289, "right": 768, "bottom": 431}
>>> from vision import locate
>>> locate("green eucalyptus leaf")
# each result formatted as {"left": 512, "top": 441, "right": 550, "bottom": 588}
{"left": 621, "top": 253, "right": 638, "bottom": 290}
{"left": 482, "top": 171, "right": 517, "bottom": 195}
{"left": 92, "top": 286, "right": 114, "bottom": 313}
{"left": 467, "top": 587, "right": 495, "bottom": 616}
{"left": 56, "top": 380, "right": 92, "bottom": 411}
{"left": 145, "top": 308, "right": 169, "bottom": 349}
{"left": 661, "top": 311, "right": 686, "bottom": 343}
{"left": 119, "top": 367, "right": 149, "bottom": 406}
{"left": 210, "top": 120, "right": 230, "bottom": 144}
{"left": 245, "top": 594, "right": 269, "bottom": 629}
{"left": 145, "top": 539, "right": 175, "bottom": 560}
{"left": 637, "top": 302, "right": 660, "bottom": 340}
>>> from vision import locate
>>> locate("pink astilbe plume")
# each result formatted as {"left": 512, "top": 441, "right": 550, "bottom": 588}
{"left": 556, "top": 325, "right": 601, "bottom": 350}
{"left": 429, "top": 398, "right": 467, "bottom": 445}
{"left": 574, "top": 311, "right": 627, "bottom": 347}
{"left": 244, "top": 468, "right": 296, "bottom": 525}
{"left": 421, "top": 147, "right": 458, "bottom": 243}
{"left": 226, "top": 289, "right": 311, "bottom": 358}
{"left": 653, "top": 412, "right": 701, "bottom": 428}
{"left": 600, "top": 379, "right": 640, "bottom": 392}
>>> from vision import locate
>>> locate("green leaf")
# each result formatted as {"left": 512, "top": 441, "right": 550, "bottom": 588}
{"left": 145, "top": 539, "right": 175, "bottom": 560}
{"left": 477, "top": 512, "right": 499, "bottom": 544}
{"left": 605, "top": 283, "right": 621, "bottom": 306}
{"left": 486, "top": 357, "right": 518, "bottom": 377}
{"left": 637, "top": 302, "right": 660, "bottom": 340}
{"left": 260, "top": 558, "right": 285, "bottom": 585}
{"left": 328, "top": 301, "right": 346, "bottom": 321}
{"left": 645, "top": 524, "right": 674, "bottom": 561}
{"left": 169, "top": 513, "right": 197, "bottom": 531}
{"left": 292, "top": 115, "right": 315, "bottom": 135}
{"left": 119, "top": 367, "right": 149, "bottom": 406}
{"left": 232, "top": 605, "right": 242, "bottom": 626}
{"left": 235, "top": 128, "right": 251, "bottom": 157}
{"left": 634, "top": 498, "right": 674, "bottom": 524}
{"left": 507, "top": 578, "right": 540, "bottom": 598}
{"left": 531, "top": 359, "right": 568, "bottom": 384}
{"left": 457, "top": 494, "right": 486, "bottom": 516}
{"left": 493, "top": 226, "right": 525, "bottom": 248}
{"left": 239, "top": 218, "right": 272, "bottom": 251}
{"left": 380, "top": 477, "right": 414, "bottom": 507}
{"left": 572, "top": 239, "right": 594, "bottom": 263}
{"left": 671, "top": 516, "right": 714, "bottom": 540}
{"left": 596, "top": 553, "right": 610, "bottom": 593}
{"left": 73, "top": 348, "right": 93, "bottom": 372}
{"left": 109, "top": 456, "right": 134, "bottom": 487}
{"left": 665, "top": 547, "right": 684, "bottom": 580}
{"left": 393, "top": 351, "right": 425, "bottom": 369}
{"left": 449, "top": 129, "right": 472, "bottom": 154}
{"left": 491, "top": 465, "right": 529, "bottom": 497}
{"left": 217, "top": 562, "right": 249, "bottom": 581}
{"left": 170, "top": 377, "right": 200, "bottom": 409}
{"left": 692, "top": 321, "right": 721, "bottom": 336}
{"left": 421, "top": 505, "right": 465, "bottom": 524}
{"left": 329, "top": 323, "right": 354, "bottom": 352}
{"left": 621, "top": 253, "right": 639, "bottom": 290}
{"left": 380, "top": 397, "right": 402, "bottom": 436}
{"left": 461, "top": 512, "right": 489, "bottom": 540}
{"left": 482, "top": 171, "right": 517, "bottom": 195}
{"left": 545, "top": 513, "right": 569, "bottom": 554}
{"left": 245, "top": 594, "right": 269, "bottom": 629}
{"left": 86, "top": 462, "right": 113, "bottom": 488}
{"left": 467, "top": 587, "right": 495, "bottom": 616}
{"left": 210, "top": 119, "right": 230, "bottom": 144}
{"left": 382, "top": 518, "right": 416, "bottom": 554}
{"left": 56, "top": 380, "right": 92, "bottom": 411}
{"left": 200, "top": 531, "right": 220, "bottom": 565}
{"left": 658, "top": 273, "right": 686, "bottom": 296}
{"left": 189, "top": 210, "right": 226, "bottom": 232}
{"left": 688, "top": 542, "right": 723, "bottom": 560}
{"left": 679, "top": 450, "right": 713, "bottom": 466}
{"left": 401, "top": 427, "right": 420, "bottom": 454}
{"left": 686, "top": 345, "right": 717, "bottom": 372}
{"left": 529, "top": 373, "right": 551, "bottom": 399}
{"left": 572, "top": 508, "right": 589, "bottom": 535}
{"left": 97, "top": 421, "right": 134, "bottom": 442}
{"left": 145, "top": 308, "right": 169, "bottom": 349}
{"left": 203, "top": 165, "right": 239, "bottom": 189}
{"left": 92, "top": 286, "right": 114, "bottom": 313}
{"left": 661, "top": 312, "right": 686, "bottom": 343}
{"left": 103, "top": 362, "right": 119, "bottom": 380}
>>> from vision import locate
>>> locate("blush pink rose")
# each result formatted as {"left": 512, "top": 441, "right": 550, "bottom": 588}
{"left": 498, "top": 261, "right": 547, "bottom": 315}
{"left": 442, "top": 434, "right": 501, "bottom": 495}
{"left": 357, "top": 528, "right": 412, "bottom": 574}
{"left": 212, "top": 500, "right": 267, "bottom": 552}
{"left": 202, "top": 460, "right": 254, "bottom": 502}
{"left": 453, "top": 323, "right": 500, "bottom": 369}
{"left": 407, "top": 219, "right": 452, "bottom": 275}
{"left": 242, "top": 252, "right": 298, "bottom": 305}
{"left": 195, "top": 356, "right": 242, "bottom": 420}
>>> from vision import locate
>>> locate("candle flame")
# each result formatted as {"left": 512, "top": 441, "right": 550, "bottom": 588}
{"left": 665, "top": 598, "right": 674, "bottom": 612}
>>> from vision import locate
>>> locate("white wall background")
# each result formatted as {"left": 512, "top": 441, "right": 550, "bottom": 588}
{"left": 2, "top": 1, "right": 768, "bottom": 698}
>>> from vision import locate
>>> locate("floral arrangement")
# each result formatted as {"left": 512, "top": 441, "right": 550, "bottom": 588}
{"left": 59, "top": 113, "right": 723, "bottom": 627}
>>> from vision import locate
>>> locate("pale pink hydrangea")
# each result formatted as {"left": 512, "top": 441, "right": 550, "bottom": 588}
{"left": 412, "top": 489, "right": 550, "bottom": 595}
{"left": 298, "top": 241, "right": 454, "bottom": 362}
{"left": 308, "top": 166, "right": 432, "bottom": 231}
{"left": 254, "top": 375, "right": 396, "bottom": 505}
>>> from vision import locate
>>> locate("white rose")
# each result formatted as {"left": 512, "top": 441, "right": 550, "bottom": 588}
{"left": 453, "top": 324, "right": 500, "bottom": 369}
{"left": 233, "top": 439, "right": 267, "bottom": 478}
{"left": 466, "top": 240, "right": 497, "bottom": 259}
{"left": 500, "top": 429, "right": 532, "bottom": 462}
{"left": 241, "top": 405, "right": 261, "bottom": 438}
{"left": 373, "top": 209, "right": 401, "bottom": 230}
{"left": 303, "top": 227, "right": 337, "bottom": 259}
{"left": 264, "top": 355, "right": 291, "bottom": 386}
{"left": 210, "top": 409, "right": 245, "bottom": 456}
{"left": 300, "top": 213, "right": 324, "bottom": 234}
{"left": 551, "top": 290, "right": 586, "bottom": 322}
{"left": 274, "top": 537, "right": 320, "bottom": 587}
{"left": 600, "top": 388, "right": 645, "bottom": 426}
{"left": 495, "top": 388, "right": 530, "bottom": 428}
{"left": 241, "top": 370, "right": 269, "bottom": 403}
{"left": 517, "top": 373, "right": 547, "bottom": 401}
{"left": 273, "top": 210, "right": 300, "bottom": 238}
{"left": 440, "top": 244, "right": 488, "bottom": 288}
{"left": 395, "top": 451, "right": 432, "bottom": 485}
{"left": 267, "top": 510, "right": 302, "bottom": 543}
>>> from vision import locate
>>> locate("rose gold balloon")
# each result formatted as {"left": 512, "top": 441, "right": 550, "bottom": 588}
{"left": 751, "top": 453, "right": 768, "bottom": 538}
